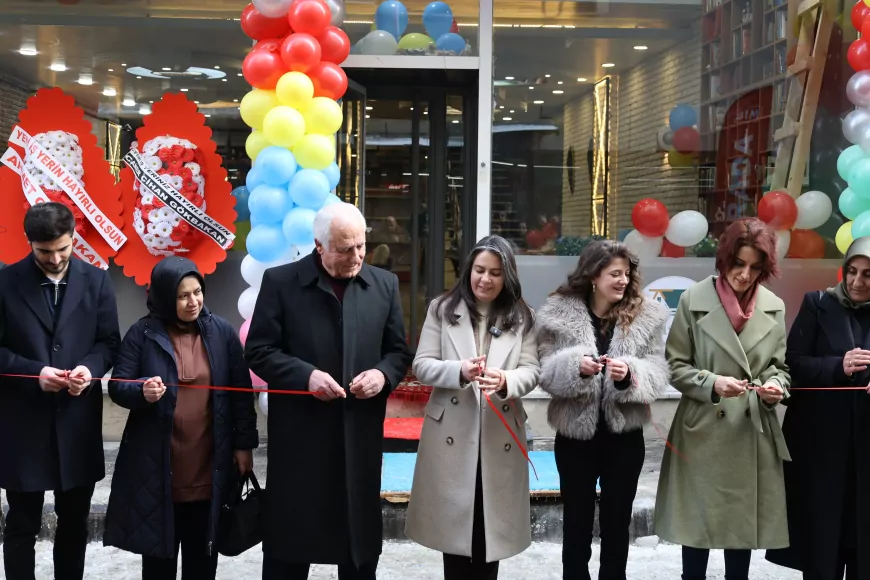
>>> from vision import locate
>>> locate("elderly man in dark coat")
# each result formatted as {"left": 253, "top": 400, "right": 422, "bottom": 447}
{"left": 245, "top": 202, "right": 412, "bottom": 580}
{"left": 0, "top": 203, "right": 120, "bottom": 580}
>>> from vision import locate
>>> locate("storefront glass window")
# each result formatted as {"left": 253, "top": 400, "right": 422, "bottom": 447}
{"left": 491, "top": 0, "right": 849, "bottom": 261}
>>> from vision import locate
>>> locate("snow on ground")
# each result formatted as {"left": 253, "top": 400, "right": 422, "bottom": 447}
{"left": 6, "top": 540, "right": 802, "bottom": 579}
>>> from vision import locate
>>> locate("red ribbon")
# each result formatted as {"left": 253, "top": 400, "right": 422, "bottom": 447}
{"left": 482, "top": 389, "right": 539, "bottom": 480}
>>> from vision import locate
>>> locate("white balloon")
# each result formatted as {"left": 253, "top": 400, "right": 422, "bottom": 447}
{"left": 794, "top": 190, "right": 833, "bottom": 230}
{"left": 664, "top": 210, "right": 709, "bottom": 247}
{"left": 324, "top": 0, "right": 346, "bottom": 26}
{"left": 775, "top": 230, "right": 790, "bottom": 261}
{"left": 251, "top": 0, "right": 293, "bottom": 18}
{"left": 847, "top": 71, "right": 870, "bottom": 108}
{"left": 359, "top": 30, "right": 399, "bottom": 56}
{"left": 238, "top": 286, "right": 260, "bottom": 321}
{"left": 623, "top": 230, "right": 664, "bottom": 260}
{"left": 258, "top": 391, "right": 268, "bottom": 417}
{"left": 241, "top": 254, "right": 270, "bottom": 288}
{"left": 843, "top": 109, "right": 870, "bottom": 144}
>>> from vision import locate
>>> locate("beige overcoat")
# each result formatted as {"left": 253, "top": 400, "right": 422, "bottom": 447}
{"left": 405, "top": 299, "right": 540, "bottom": 562}
{"left": 654, "top": 276, "right": 791, "bottom": 549}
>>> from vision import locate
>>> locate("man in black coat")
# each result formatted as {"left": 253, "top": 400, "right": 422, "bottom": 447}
{"left": 245, "top": 202, "right": 411, "bottom": 580}
{"left": 0, "top": 203, "right": 120, "bottom": 580}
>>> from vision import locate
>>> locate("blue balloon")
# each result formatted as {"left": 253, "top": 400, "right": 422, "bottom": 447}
{"left": 248, "top": 184, "right": 292, "bottom": 223}
{"left": 839, "top": 187, "right": 870, "bottom": 219}
{"left": 282, "top": 207, "right": 317, "bottom": 247}
{"left": 323, "top": 193, "right": 342, "bottom": 206}
{"left": 422, "top": 1, "right": 453, "bottom": 41}
{"left": 289, "top": 169, "right": 330, "bottom": 210}
{"left": 246, "top": 166, "right": 264, "bottom": 191}
{"left": 852, "top": 209, "right": 870, "bottom": 239}
{"left": 669, "top": 104, "right": 697, "bottom": 131}
{"left": 246, "top": 224, "right": 288, "bottom": 263}
{"left": 255, "top": 146, "right": 298, "bottom": 186}
{"left": 322, "top": 162, "right": 340, "bottom": 190}
{"left": 435, "top": 32, "right": 465, "bottom": 55}
{"left": 840, "top": 145, "right": 867, "bottom": 183}
{"left": 375, "top": 0, "right": 409, "bottom": 40}
{"left": 231, "top": 186, "right": 251, "bottom": 221}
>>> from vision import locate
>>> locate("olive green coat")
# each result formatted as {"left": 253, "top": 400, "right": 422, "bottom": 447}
{"left": 654, "top": 276, "right": 791, "bottom": 549}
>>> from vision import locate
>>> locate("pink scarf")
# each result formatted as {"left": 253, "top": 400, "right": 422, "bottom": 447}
{"left": 715, "top": 275, "right": 758, "bottom": 333}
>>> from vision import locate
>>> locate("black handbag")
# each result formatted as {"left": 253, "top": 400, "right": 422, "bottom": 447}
{"left": 217, "top": 471, "right": 264, "bottom": 557}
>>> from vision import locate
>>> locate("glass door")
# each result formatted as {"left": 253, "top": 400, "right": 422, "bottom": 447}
{"left": 336, "top": 79, "right": 366, "bottom": 208}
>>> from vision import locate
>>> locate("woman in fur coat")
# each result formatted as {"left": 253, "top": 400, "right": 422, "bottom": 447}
{"left": 537, "top": 240, "right": 669, "bottom": 580}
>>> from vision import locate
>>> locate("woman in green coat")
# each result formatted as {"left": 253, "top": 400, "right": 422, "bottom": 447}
{"left": 655, "top": 218, "right": 791, "bottom": 580}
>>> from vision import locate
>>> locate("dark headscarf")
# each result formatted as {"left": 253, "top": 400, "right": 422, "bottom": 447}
{"left": 146, "top": 256, "right": 206, "bottom": 322}
{"left": 827, "top": 237, "right": 870, "bottom": 309}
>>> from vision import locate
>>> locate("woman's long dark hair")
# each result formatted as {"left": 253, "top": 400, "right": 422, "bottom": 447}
{"left": 437, "top": 235, "right": 534, "bottom": 334}
{"left": 554, "top": 240, "right": 643, "bottom": 332}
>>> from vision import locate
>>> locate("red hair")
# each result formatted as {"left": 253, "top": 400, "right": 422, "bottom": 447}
{"left": 715, "top": 217, "right": 780, "bottom": 282}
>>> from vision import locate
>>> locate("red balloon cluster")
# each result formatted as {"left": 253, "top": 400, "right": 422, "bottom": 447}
{"left": 241, "top": 0, "right": 350, "bottom": 96}
{"left": 850, "top": 1, "right": 870, "bottom": 71}
{"left": 631, "top": 198, "right": 669, "bottom": 237}
{"left": 673, "top": 127, "right": 701, "bottom": 155}
{"left": 757, "top": 190, "right": 798, "bottom": 230}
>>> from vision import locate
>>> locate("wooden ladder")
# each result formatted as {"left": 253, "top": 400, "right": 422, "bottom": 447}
{"left": 769, "top": 0, "right": 835, "bottom": 197}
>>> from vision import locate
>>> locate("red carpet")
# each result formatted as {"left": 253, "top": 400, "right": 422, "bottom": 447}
{"left": 383, "top": 417, "right": 424, "bottom": 440}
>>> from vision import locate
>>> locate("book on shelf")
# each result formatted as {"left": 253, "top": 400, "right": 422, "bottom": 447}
{"left": 742, "top": 28, "right": 752, "bottom": 54}
{"left": 733, "top": 30, "right": 742, "bottom": 58}
{"left": 711, "top": 41, "right": 721, "bottom": 67}
{"left": 774, "top": 44, "right": 787, "bottom": 75}
{"left": 775, "top": 10, "right": 787, "bottom": 40}
{"left": 709, "top": 74, "right": 721, "bottom": 97}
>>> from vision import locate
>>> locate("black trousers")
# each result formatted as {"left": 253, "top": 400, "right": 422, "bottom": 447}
{"left": 141, "top": 500, "right": 218, "bottom": 580}
{"left": 442, "top": 461, "right": 500, "bottom": 580}
{"left": 555, "top": 429, "right": 645, "bottom": 580}
{"left": 3, "top": 484, "right": 95, "bottom": 580}
{"left": 262, "top": 555, "right": 379, "bottom": 580}
{"left": 682, "top": 546, "right": 750, "bottom": 580}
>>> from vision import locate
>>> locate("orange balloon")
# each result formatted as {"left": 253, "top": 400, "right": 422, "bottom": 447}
{"left": 786, "top": 229, "right": 826, "bottom": 259}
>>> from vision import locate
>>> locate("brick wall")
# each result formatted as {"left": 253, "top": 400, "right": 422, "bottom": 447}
{"left": 562, "top": 28, "right": 702, "bottom": 236}
{"left": 0, "top": 76, "right": 32, "bottom": 145}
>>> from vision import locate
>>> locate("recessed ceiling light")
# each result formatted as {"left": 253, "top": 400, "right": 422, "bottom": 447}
{"left": 502, "top": 117, "right": 513, "bottom": 121}
{"left": 77, "top": 75, "right": 93, "bottom": 85}
{"left": 50, "top": 63, "right": 67, "bottom": 72}
{"left": 553, "top": 90, "right": 564, "bottom": 94}
{"left": 424, "top": 111, "right": 428, "bottom": 115}
{"left": 529, "top": 86, "right": 534, "bottom": 90}
{"left": 102, "top": 87, "right": 116, "bottom": 97}
{"left": 149, "top": 100, "right": 153, "bottom": 104}
{"left": 136, "top": 76, "right": 142, "bottom": 79}
{"left": 214, "top": 66, "right": 221, "bottom": 69}
{"left": 139, "top": 106, "right": 151, "bottom": 115}
{"left": 577, "top": 77, "right": 587, "bottom": 82}
{"left": 121, "top": 63, "right": 127, "bottom": 66}
{"left": 194, "top": 100, "right": 200, "bottom": 104}
{"left": 533, "top": 100, "right": 544, "bottom": 104}
{"left": 510, "top": 110, "right": 515, "bottom": 113}
{"left": 505, "top": 76, "right": 514, "bottom": 80}
{"left": 123, "top": 98, "right": 135, "bottom": 107}
{"left": 366, "top": 106, "right": 373, "bottom": 110}
{"left": 557, "top": 81, "right": 563, "bottom": 85}
{"left": 634, "top": 45, "right": 648, "bottom": 50}
{"left": 410, "top": 107, "right": 414, "bottom": 111}
{"left": 162, "top": 67, "right": 171, "bottom": 71}
{"left": 452, "top": 120, "right": 459, "bottom": 124}
{"left": 237, "top": 73, "right": 243, "bottom": 76}
{"left": 365, "top": 114, "right": 370, "bottom": 119}
{"left": 18, "top": 47, "right": 38, "bottom": 56}
{"left": 233, "top": 99, "right": 239, "bottom": 102}
{"left": 181, "top": 88, "right": 189, "bottom": 92}
{"left": 602, "top": 63, "right": 615, "bottom": 68}
{"left": 108, "top": 68, "right": 114, "bottom": 72}
{"left": 544, "top": 74, "right": 551, "bottom": 78}
{"left": 499, "top": 106, "right": 504, "bottom": 109}
{"left": 222, "top": 79, "right": 227, "bottom": 82}
{"left": 204, "top": 114, "right": 211, "bottom": 117}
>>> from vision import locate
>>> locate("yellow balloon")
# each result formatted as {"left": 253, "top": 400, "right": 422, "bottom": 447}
{"left": 303, "top": 97, "right": 343, "bottom": 136}
{"left": 240, "top": 89, "right": 279, "bottom": 131}
{"left": 668, "top": 149, "right": 696, "bottom": 168}
{"left": 245, "top": 130, "right": 271, "bottom": 161}
{"left": 276, "top": 72, "right": 314, "bottom": 111}
{"left": 837, "top": 221, "right": 854, "bottom": 254}
{"left": 398, "top": 33, "right": 434, "bottom": 51}
{"left": 262, "top": 106, "right": 306, "bottom": 148}
{"left": 292, "top": 134, "right": 336, "bottom": 170}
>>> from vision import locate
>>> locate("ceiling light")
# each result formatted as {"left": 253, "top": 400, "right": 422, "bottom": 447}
{"left": 221, "top": 79, "right": 227, "bottom": 82}
{"left": 544, "top": 74, "right": 551, "bottom": 78}
{"left": 121, "top": 63, "right": 127, "bottom": 66}
{"left": 162, "top": 67, "right": 171, "bottom": 71}
{"left": 149, "top": 100, "right": 154, "bottom": 103}
{"left": 181, "top": 88, "right": 189, "bottom": 92}
{"left": 553, "top": 90, "right": 564, "bottom": 94}
{"left": 499, "top": 105, "right": 504, "bottom": 109}
{"left": 136, "top": 76, "right": 142, "bottom": 79}
{"left": 557, "top": 81, "right": 563, "bottom": 85}
{"left": 77, "top": 75, "right": 93, "bottom": 85}
{"left": 194, "top": 100, "right": 200, "bottom": 104}
{"left": 139, "top": 106, "right": 151, "bottom": 115}
{"left": 410, "top": 107, "right": 414, "bottom": 111}
{"left": 533, "top": 100, "right": 544, "bottom": 104}
{"left": 424, "top": 111, "right": 428, "bottom": 115}
{"left": 366, "top": 106, "right": 373, "bottom": 110}
{"left": 510, "top": 110, "right": 515, "bottom": 113}
{"left": 237, "top": 73, "right": 243, "bottom": 76}
{"left": 452, "top": 120, "right": 459, "bottom": 124}
{"left": 204, "top": 114, "right": 211, "bottom": 117}
{"left": 502, "top": 117, "right": 513, "bottom": 121}
{"left": 214, "top": 66, "right": 221, "bottom": 69}
{"left": 528, "top": 86, "right": 534, "bottom": 90}
{"left": 50, "top": 63, "right": 67, "bottom": 72}
{"left": 634, "top": 45, "right": 649, "bottom": 50}
{"left": 108, "top": 68, "right": 114, "bottom": 72}
{"left": 602, "top": 63, "right": 615, "bottom": 68}
{"left": 102, "top": 87, "right": 116, "bottom": 97}
{"left": 123, "top": 98, "right": 135, "bottom": 107}
{"left": 505, "top": 76, "right": 514, "bottom": 80}
{"left": 233, "top": 99, "right": 239, "bottom": 102}
{"left": 577, "top": 77, "right": 587, "bottom": 82}
{"left": 18, "top": 47, "right": 38, "bottom": 56}
{"left": 365, "top": 114, "right": 370, "bottom": 119}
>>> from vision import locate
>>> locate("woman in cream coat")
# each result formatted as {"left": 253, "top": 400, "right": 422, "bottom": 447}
{"left": 406, "top": 235, "right": 540, "bottom": 580}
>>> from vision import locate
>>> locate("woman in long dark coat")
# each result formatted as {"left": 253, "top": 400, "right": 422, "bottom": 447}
{"left": 766, "top": 237, "right": 870, "bottom": 580}
{"left": 104, "top": 257, "right": 258, "bottom": 579}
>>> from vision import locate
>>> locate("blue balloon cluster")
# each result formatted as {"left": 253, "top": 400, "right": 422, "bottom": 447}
{"left": 245, "top": 145, "right": 341, "bottom": 263}
{"left": 375, "top": 0, "right": 409, "bottom": 39}
{"left": 423, "top": 1, "right": 453, "bottom": 39}
{"left": 669, "top": 104, "right": 697, "bottom": 132}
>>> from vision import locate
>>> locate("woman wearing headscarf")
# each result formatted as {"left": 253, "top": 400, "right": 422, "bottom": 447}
{"left": 104, "top": 257, "right": 258, "bottom": 580}
{"left": 655, "top": 217, "right": 790, "bottom": 580}
{"left": 766, "top": 237, "right": 870, "bottom": 579}
{"left": 405, "top": 235, "right": 540, "bottom": 580}
{"left": 536, "top": 240, "right": 670, "bottom": 580}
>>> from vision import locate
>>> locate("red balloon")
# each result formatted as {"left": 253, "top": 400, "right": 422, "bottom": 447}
{"left": 243, "top": 42, "right": 288, "bottom": 90}
{"left": 450, "top": 19, "right": 459, "bottom": 33}
{"left": 786, "top": 229, "right": 826, "bottom": 259}
{"left": 673, "top": 127, "right": 701, "bottom": 154}
{"left": 241, "top": 3, "right": 291, "bottom": 41}
{"left": 849, "top": 38, "right": 870, "bottom": 72}
{"left": 526, "top": 230, "right": 546, "bottom": 250}
{"left": 309, "top": 62, "right": 348, "bottom": 100}
{"left": 852, "top": 0, "right": 870, "bottom": 31}
{"left": 317, "top": 26, "right": 351, "bottom": 65}
{"left": 287, "top": 0, "right": 331, "bottom": 37}
{"left": 757, "top": 191, "right": 799, "bottom": 230}
{"left": 838, "top": 267, "right": 844, "bottom": 282}
{"left": 254, "top": 38, "right": 282, "bottom": 51}
{"left": 660, "top": 239, "right": 686, "bottom": 258}
{"left": 631, "top": 198, "right": 669, "bottom": 237}
{"left": 280, "top": 33, "right": 322, "bottom": 73}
